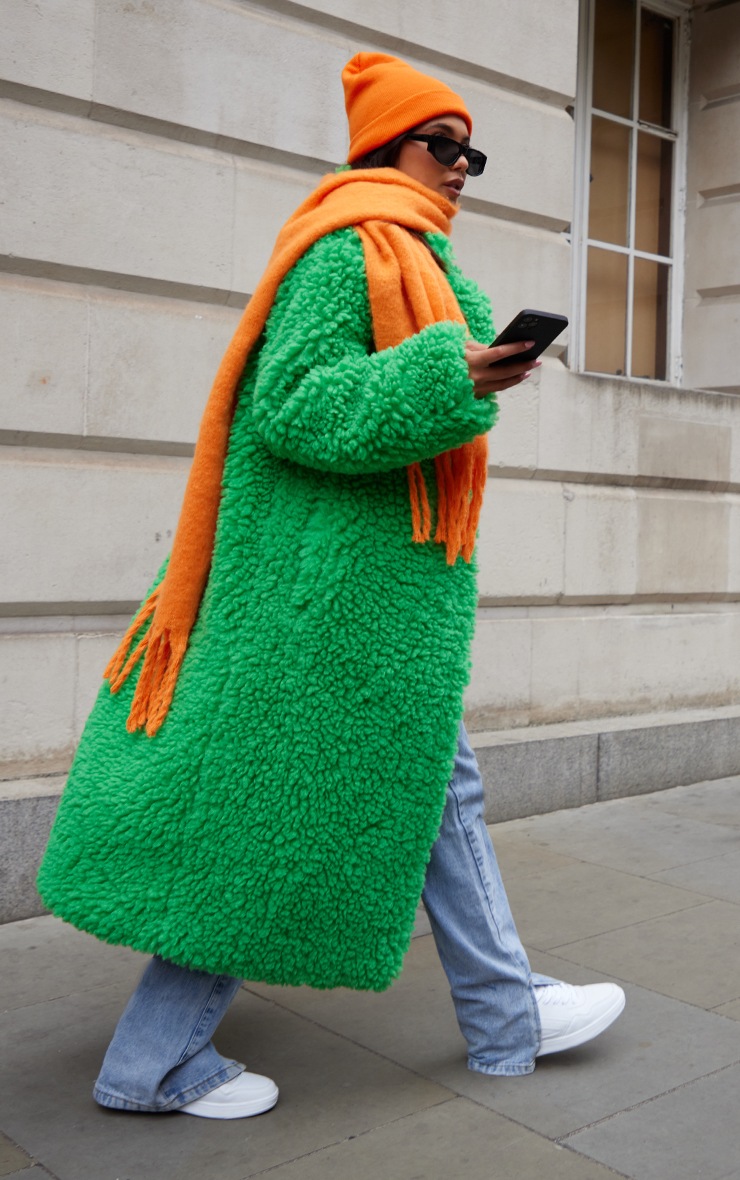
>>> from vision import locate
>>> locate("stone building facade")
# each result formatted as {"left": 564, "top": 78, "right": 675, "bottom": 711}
{"left": 1, "top": 0, "right": 740, "bottom": 917}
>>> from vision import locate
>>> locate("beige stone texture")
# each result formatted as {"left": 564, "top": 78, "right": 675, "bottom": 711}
{"left": 0, "top": 633, "right": 77, "bottom": 766}
{"left": 682, "top": 302, "right": 740, "bottom": 395}
{"left": 0, "top": 274, "right": 239, "bottom": 444}
{"left": 466, "top": 607, "right": 740, "bottom": 730}
{"left": 454, "top": 218, "right": 571, "bottom": 325}
{"left": 535, "top": 365, "right": 740, "bottom": 483}
{"left": 690, "top": 3, "right": 740, "bottom": 97}
{"left": 0, "top": 0, "right": 95, "bottom": 99}
{"left": 686, "top": 203, "right": 740, "bottom": 297}
{"left": 92, "top": 2, "right": 575, "bottom": 225}
{"left": 303, "top": 0, "right": 580, "bottom": 99}
{"left": 637, "top": 416, "right": 731, "bottom": 485}
{"left": 86, "top": 292, "right": 237, "bottom": 444}
{"left": 0, "top": 449, "right": 189, "bottom": 605}
{"left": 525, "top": 608, "right": 740, "bottom": 727}
{"left": 563, "top": 485, "right": 638, "bottom": 600}
{"left": 687, "top": 104, "right": 740, "bottom": 196}
{"left": 0, "top": 102, "right": 235, "bottom": 288}
{"left": 477, "top": 479, "right": 565, "bottom": 601}
{"left": 0, "top": 277, "right": 88, "bottom": 437}
{"left": 466, "top": 617, "right": 533, "bottom": 728}
{"left": 487, "top": 381, "right": 540, "bottom": 474}
{"left": 637, "top": 493, "right": 730, "bottom": 597}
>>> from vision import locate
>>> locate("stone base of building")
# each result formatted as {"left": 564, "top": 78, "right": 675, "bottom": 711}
{"left": 4, "top": 702, "right": 740, "bottom": 925}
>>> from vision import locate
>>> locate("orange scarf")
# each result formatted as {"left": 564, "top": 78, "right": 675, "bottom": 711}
{"left": 106, "top": 169, "right": 488, "bottom": 735}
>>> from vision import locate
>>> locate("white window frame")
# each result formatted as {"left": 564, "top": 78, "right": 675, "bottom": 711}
{"left": 570, "top": 0, "right": 691, "bottom": 384}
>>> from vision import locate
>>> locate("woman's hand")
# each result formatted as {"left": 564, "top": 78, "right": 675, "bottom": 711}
{"left": 465, "top": 339, "right": 542, "bottom": 399}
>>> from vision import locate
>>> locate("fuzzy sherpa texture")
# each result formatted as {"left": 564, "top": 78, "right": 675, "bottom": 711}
{"left": 37, "top": 228, "right": 497, "bottom": 991}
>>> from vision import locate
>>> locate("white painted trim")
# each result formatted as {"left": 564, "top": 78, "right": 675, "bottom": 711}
{"left": 571, "top": 0, "right": 691, "bottom": 384}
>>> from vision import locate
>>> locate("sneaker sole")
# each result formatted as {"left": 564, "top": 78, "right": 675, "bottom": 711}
{"left": 178, "top": 1084, "right": 279, "bottom": 1119}
{"left": 536, "top": 989, "right": 626, "bottom": 1057}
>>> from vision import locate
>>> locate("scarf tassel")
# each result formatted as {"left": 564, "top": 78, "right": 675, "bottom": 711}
{"left": 104, "top": 587, "right": 187, "bottom": 737}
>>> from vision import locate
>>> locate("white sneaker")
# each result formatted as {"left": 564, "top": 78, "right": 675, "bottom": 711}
{"left": 178, "top": 1072, "right": 279, "bottom": 1119}
{"left": 535, "top": 982, "right": 625, "bottom": 1056}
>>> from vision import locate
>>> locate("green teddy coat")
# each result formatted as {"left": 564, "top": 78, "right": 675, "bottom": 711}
{"left": 37, "top": 226, "right": 498, "bottom": 991}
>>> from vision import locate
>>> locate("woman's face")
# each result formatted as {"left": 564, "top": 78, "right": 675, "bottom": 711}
{"left": 394, "top": 115, "right": 471, "bottom": 204}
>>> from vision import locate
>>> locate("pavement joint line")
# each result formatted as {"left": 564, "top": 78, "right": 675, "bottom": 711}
{"left": 240, "top": 968, "right": 467, "bottom": 1095}
{"left": 241, "top": 1095, "right": 462, "bottom": 1178}
{"left": 556, "top": 1057, "right": 740, "bottom": 1142}
{"left": 554, "top": 1141, "right": 633, "bottom": 1179}
{"left": 541, "top": 896, "right": 723, "bottom": 953}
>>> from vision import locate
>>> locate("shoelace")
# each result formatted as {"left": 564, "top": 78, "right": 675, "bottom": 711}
{"left": 536, "top": 984, "right": 582, "bottom": 1007}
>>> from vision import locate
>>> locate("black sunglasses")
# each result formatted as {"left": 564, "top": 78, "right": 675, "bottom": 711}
{"left": 405, "top": 134, "right": 487, "bottom": 177}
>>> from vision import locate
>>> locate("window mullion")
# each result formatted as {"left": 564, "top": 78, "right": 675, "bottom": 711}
{"left": 625, "top": 2, "right": 642, "bottom": 378}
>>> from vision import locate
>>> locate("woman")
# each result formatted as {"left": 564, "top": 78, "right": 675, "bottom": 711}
{"left": 37, "top": 52, "right": 624, "bottom": 1120}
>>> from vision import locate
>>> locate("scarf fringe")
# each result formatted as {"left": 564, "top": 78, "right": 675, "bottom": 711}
{"left": 407, "top": 462, "right": 432, "bottom": 542}
{"left": 104, "top": 586, "right": 187, "bottom": 736}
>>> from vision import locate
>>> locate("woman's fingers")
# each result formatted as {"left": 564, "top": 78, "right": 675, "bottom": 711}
{"left": 465, "top": 339, "right": 541, "bottom": 398}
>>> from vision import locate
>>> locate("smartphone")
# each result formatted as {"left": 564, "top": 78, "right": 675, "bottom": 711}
{"left": 488, "top": 309, "right": 568, "bottom": 366}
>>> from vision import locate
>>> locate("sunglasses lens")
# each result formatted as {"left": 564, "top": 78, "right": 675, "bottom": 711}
{"left": 466, "top": 150, "right": 486, "bottom": 177}
{"left": 430, "top": 136, "right": 461, "bottom": 166}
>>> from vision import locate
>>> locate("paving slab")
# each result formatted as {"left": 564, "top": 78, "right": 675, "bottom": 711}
{"left": 632, "top": 776, "right": 740, "bottom": 828}
{"left": 500, "top": 796, "right": 740, "bottom": 875}
{"left": 649, "top": 846, "right": 740, "bottom": 903}
{"left": 714, "top": 997, "right": 740, "bottom": 1021}
{"left": 0, "top": 915, "right": 147, "bottom": 1011}
{"left": 548, "top": 899, "right": 740, "bottom": 1009}
{"left": 566, "top": 1063, "right": 740, "bottom": 1180}
{"left": 259, "top": 1097, "right": 622, "bottom": 1180}
{"left": 249, "top": 943, "right": 740, "bottom": 1141}
{"left": 0, "top": 1133, "right": 32, "bottom": 1177}
{"left": 0, "top": 964, "right": 450, "bottom": 1180}
{"left": 4, "top": 777, "right": 740, "bottom": 1180}
{"left": 501, "top": 860, "right": 706, "bottom": 950}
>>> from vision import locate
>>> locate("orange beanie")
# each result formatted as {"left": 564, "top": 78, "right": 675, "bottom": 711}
{"left": 343, "top": 52, "right": 472, "bottom": 162}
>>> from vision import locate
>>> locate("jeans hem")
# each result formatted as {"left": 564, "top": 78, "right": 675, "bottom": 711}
{"left": 467, "top": 1057, "right": 536, "bottom": 1077}
{"left": 93, "top": 1061, "right": 244, "bottom": 1112}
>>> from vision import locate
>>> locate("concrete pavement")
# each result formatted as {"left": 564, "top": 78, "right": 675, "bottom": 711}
{"left": 2, "top": 774, "right": 740, "bottom": 1180}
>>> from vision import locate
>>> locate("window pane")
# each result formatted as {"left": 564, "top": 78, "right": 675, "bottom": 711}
{"left": 640, "top": 10, "right": 674, "bottom": 128}
{"left": 586, "top": 247, "right": 628, "bottom": 375}
{"left": 593, "top": 0, "right": 636, "bottom": 118}
{"left": 632, "top": 258, "right": 669, "bottom": 380}
{"left": 589, "top": 116, "right": 631, "bottom": 246}
{"left": 635, "top": 132, "right": 673, "bottom": 256}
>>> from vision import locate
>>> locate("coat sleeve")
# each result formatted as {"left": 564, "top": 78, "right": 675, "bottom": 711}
{"left": 250, "top": 227, "right": 498, "bottom": 475}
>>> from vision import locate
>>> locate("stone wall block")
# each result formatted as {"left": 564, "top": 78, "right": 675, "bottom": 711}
{"left": 303, "top": 0, "right": 580, "bottom": 99}
{"left": 0, "top": 634, "right": 76, "bottom": 767}
{"left": 691, "top": 4, "right": 740, "bottom": 96}
{"left": 477, "top": 733, "right": 598, "bottom": 823}
{"left": 477, "top": 479, "right": 565, "bottom": 601}
{"left": 455, "top": 218, "right": 570, "bottom": 325}
{"left": 0, "top": 0, "right": 95, "bottom": 100}
{"left": 465, "top": 617, "right": 533, "bottom": 730}
{"left": 0, "top": 104, "right": 235, "bottom": 290}
{"left": 637, "top": 492, "right": 730, "bottom": 597}
{"left": 529, "top": 611, "right": 740, "bottom": 727}
{"left": 487, "top": 380, "right": 540, "bottom": 473}
{"left": 86, "top": 293, "right": 238, "bottom": 444}
{"left": 563, "top": 484, "right": 638, "bottom": 599}
{"left": 0, "top": 794, "right": 60, "bottom": 923}
{"left": 598, "top": 716, "right": 740, "bottom": 800}
{"left": 685, "top": 203, "right": 740, "bottom": 297}
{"left": 0, "top": 278, "right": 88, "bottom": 437}
{"left": 0, "top": 451, "right": 189, "bottom": 605}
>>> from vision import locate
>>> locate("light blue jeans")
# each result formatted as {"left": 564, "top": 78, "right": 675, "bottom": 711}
{"left": 94, "top": 725, "right": 546, "bottom": 1110}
